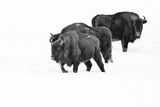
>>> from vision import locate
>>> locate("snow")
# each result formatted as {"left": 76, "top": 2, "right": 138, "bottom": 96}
{"left": 0, "top": 0, "right": 160, "bottom": 107}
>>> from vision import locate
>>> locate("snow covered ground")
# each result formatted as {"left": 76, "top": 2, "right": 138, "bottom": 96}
{"left": 0, "top": 0, "right": 160, "bottom": 107}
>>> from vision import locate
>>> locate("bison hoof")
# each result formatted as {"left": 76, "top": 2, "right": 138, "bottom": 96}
{"left": 86, "top": 69, "right": 91, "bottom": 72}
{"left": 109, "top": 58, "right": 113, "bottom": 63}
{"left": 86, "top": 69, "right": 90, "bottom": 71}
{"left": 101, "top": 70, "right": 105, "bottom": 72}
{"left": 73, "top": 70, "right": 78, "bottom": 73}
{"left": 105, "top": 60, "right": 108, "bottom": 63}
{"left": 123, "top": 48, "right": 127, "bottom": 52}
{"left": 86, "top": 67, "right": 91, "bottom": 71}
{"left": 62, "top": 70, "right": 68, "bottom": 73}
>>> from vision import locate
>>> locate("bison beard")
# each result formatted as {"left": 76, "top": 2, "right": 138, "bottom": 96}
{"left": 50, "top": 30, "right": 105, "bottom": 73}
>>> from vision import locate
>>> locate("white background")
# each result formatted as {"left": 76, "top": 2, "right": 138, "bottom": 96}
{"left": 0, "top": 0, "right": 160, "bottom": 107}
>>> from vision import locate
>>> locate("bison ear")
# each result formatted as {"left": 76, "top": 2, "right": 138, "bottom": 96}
{"left": 143, "top": 20, "right": 147, "bottom": 24}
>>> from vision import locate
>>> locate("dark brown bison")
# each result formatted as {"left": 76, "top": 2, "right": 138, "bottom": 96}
{"left": 50, "top": 30, "right": 105, "bottom": 73}
{"left": 61, "top": 23, "right": 113, "bottom": 63}
{"left": 92, "top": 11, "right": 147, "bottom": 52}
{"left": 50, "top": 33, "right": 93, "bottom": 72}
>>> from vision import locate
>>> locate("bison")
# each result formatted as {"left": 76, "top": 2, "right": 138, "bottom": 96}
{"left": 50, "top": 30, "right": 105, "bottom": 73}
{"left": 61, "top": 22, "right": 113, "bottom": 63}
{"left": 50, "top": 33, "right": 93, "bottom": 72}
{"left": 92, "top": 11, "right": 147, "bottom": 52}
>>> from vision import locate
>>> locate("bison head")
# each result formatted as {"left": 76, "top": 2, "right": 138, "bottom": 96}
{"left": 50, "top": 33, "right": 64, "bottom": 63}
{"left": 133, "top": 16, "right": 147, "bottom": 39}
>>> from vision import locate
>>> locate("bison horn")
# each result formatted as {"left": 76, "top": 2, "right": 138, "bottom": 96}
{"left": 51, "top": 39, "right": 59, "bottom": 46}
{"left": 50, "top": 33, "right": 54, "bottom": 37}
{"left": 143, "top": 16, "right": 146, "bottom": 20}
{"left": 51, "top": 38, "right": 64, "bottom": 46}
{"left": 59, "top": 38, "right": 64, "bottom": 46}
{"left": 142, "top": 16, "right": 147, "bottom": 24}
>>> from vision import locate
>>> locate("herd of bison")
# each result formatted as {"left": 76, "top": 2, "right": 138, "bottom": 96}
{"left": 49, "top": 11, "right": 147, "bottom": 73}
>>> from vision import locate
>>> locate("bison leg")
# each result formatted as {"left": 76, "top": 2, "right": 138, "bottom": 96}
{"left": 60, "top": 62, "right": 68, "bottom": 73}
{"left": 108, "top": 46, "right": 113, "bottom": 63}
{"left": 101, "top": 50, "right": 109, "bottom": 63}
{"left": 109, "top": 57, "right": 113, "bottom": 63}
{"left": 121, "top": 40, "right": 129, "bottom": 52}
{"left": 121, "top": 26, "right": 130, "bottom": 52}
{"left": 84, "top": 60, "right": 92, "bottom": 71}
{"left": 73, "top": 62, "right": 80, "bottom": 73}
{"left": 93, "top": 51, "right": 105, "bottom": 72}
